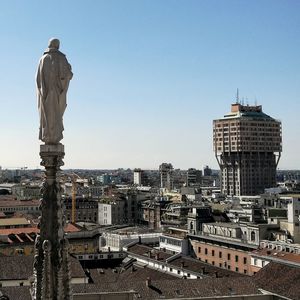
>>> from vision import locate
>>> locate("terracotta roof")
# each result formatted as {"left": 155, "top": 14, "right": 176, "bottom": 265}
{"left": 127, "top": 244, "right": 172, "bottom": 261}
{"left": 72, "top": 276, "right": 262, "bottom": 299}
{"left": 0, "top": 255, "right": 85, "bottom": 280}
{"left": 65, "top": 223, "right": 81, "bottom": 233}
{"left": 252, "top": 247, "right": 300, "bottom": 264}
{"left": 0, "top": 223, "right": 80, "bottom": 237}
{"left": 169, "top": 256, "right": 243, "bottom": 278}
{"left": 254, "top": 261, "right": 300, "bottom": 300}
{"left": 0, "top": 227, "right": 39, "bottom": 236}
{"left": 89, "top": 264, "right": 177, "bottom": 285}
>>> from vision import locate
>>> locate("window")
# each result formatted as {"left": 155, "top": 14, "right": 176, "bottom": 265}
{"left": 198, "top": 247, "right": 201, "bottom": 253}
{"left": 251, "top": 231, "right": 256, "bottom": 241}
{"left": 235, "top": 267, "right": 239, "bottom": 272}
{"left": 219, "top": 263, "right": 222, "bottom": 267}
{"left": 212, "top": 261, "right": 215, "bottom": 265}
{"left": 219, "top": 251, "right": 222, "bottom": 258}
{"left": 227, "top": 253, "right": 231, "bottom": 260}
{"left": 244, "top": 270, "right": 247, "bottom": 274}
{"left": 212, "top": 250, "right": 215, "bottom": 256}
{"left": 170, "top": 268, "right": 173, "bottom": 272}
{"left": 254, "top": 258, "right": 258, "bottom": 266}
{"left": 205, "top": 248, "right": 208, "bottom": 255}
{"left": 243, "top": 257, "right": 247, "bottom": 264}
{"left": 235, "top": 255, "right": 239, "bottom": 262}
{"left": 205, "top": 259, "right": 208, "bottom": 263}
{"left": 177, "top": 270, "right": 181, "bottom": 274}
{"left": 228, "top": 265, "right": 231, "bottom": 270}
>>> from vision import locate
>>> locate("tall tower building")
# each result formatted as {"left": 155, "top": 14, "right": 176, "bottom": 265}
{"left": 159, "top": 163, "right": 173, "bottom": 190}
{"left": 213, "top": 102, "right": 282, "bottom": 196}
{"left": 133, "top": 168, "right": 144, "bottom": 186}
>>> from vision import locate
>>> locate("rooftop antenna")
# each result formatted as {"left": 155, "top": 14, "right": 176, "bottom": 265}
{"left": 236, "top": 88, "right": 240, "bottom": 104}
{"left": 241, "top": 97, "right": 245, "bottom": 105}
{"left": 246, "top": 97, "right": 249, "bottom": 106}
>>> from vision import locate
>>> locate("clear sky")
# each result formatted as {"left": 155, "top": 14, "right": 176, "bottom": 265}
{"left": 0, "top": 0, "right": 299, "bottom": 170}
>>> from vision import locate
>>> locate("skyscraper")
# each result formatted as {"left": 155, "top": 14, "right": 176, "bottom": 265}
{"left": 213, "top": 102, "right": 282, "bottom": 196}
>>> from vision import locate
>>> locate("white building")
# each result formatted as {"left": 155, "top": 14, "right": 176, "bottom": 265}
{"left": 280, "top": 195, "right": 300, "bottom": 243}
{"left": 133, "top": 168, "right": 143, "bottom": 186}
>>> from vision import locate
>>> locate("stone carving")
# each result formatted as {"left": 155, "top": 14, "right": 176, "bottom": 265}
{"left": 36, "top": 38, "right": 73, "bottom": 144}
{"left": 42, "top": 240, "right": 53, "bottom": 300}
{"left": 32, "top": 39, "right": 72, "bottom": 300}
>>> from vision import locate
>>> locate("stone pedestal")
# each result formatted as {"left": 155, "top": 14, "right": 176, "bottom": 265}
{"left": 31, "top": 144, "right": 72, "bottom": 300}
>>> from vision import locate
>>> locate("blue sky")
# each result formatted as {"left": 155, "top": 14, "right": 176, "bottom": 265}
{"left": 0, "top": 0, "right": 299, "bottom": 170}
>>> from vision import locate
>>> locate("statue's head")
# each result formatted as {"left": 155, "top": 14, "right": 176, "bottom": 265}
{"left": 48, "top": 38, "right": 60, "bottom": 50}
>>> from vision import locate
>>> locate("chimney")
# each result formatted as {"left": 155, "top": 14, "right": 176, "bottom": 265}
{"left": 148, "top": 251, "right": 151, "bottom": 258}
{"left": 181, "top": 261, "right": 185, "bottom": 268}
{"left": 146, "top": 277, "right": 151, "bottom": 287}
{"left": 155, "top": 253, "right": 160, "bottom": 260}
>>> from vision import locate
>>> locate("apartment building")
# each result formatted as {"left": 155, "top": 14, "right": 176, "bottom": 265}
{"left": 213, "top": 103, "right": 282, "bottom": 196}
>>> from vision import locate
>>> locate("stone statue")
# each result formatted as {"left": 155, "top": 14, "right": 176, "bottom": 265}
{"left": 36, "top": 38, "right": 73, "bottom": 144}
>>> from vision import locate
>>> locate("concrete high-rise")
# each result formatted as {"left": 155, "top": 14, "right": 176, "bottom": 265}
{"left": 159, "top": 163, "right": 173, "bottom": 190}
{"left": 213, "top": 103, "right": 282, "bottom": 196}
{"left": 133, "top": 168, "right": 145, "bottom": 186}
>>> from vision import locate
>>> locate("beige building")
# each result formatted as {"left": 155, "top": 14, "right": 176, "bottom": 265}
{"left": 213, "top": 103, "right": 282, "bottom": 196}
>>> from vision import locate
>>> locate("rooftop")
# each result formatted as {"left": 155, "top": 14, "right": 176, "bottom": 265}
{"left": 168, "top": 255, "right": 244, "bottom": 278}
{"left": 252, "top": 248, "right": 300, "bottom": 265}
{"left": 0, "top": 255, "right": 85, "bottom": 280}
{"left": 254, "top": 261, "right": 300, "bottom": 300}
{"left": 0, "top": 277, "right": 264, "bottom": 300}
{"left": 127, "top": 244, "right": 172, "bottom": 261}
{"left": 0, "top": 217, "right": 30, "bottom": 226}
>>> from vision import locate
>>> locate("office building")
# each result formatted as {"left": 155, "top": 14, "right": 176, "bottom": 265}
{"left": 213, "top": 103, "right": 282, "bottom": 196}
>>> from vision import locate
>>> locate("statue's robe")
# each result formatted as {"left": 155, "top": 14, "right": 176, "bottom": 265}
{"left": 36, "top": 48, "right": 73, "bottom": 144}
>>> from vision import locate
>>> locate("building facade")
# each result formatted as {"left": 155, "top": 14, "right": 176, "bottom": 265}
{"left": 213, "top": 103, "right": 282, "bottom": 196}
{"left": 159, "top": 163, "right": 173, "bottom": 191}
{"left": 186, "top": 168, "right": 202, "bottom": 186}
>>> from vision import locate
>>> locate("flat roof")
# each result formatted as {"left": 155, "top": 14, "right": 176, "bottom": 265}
{"left": 0, "top": 218, "right": 29, "bottom": 226}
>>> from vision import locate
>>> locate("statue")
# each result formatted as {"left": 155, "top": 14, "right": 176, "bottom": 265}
{"left": 36, "top": 38, "right": 73, "bottom": 144}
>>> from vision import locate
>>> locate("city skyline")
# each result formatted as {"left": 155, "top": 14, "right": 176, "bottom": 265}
{"left": 0, "top": 0, "right": 299, "bottom": 170}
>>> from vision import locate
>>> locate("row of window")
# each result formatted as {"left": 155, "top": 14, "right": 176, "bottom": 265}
{"left": 201, "top": 258, "right": 248, "bottom": 274}
{"left": 198, "top": 247, "right": 247, "bottom": 264}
